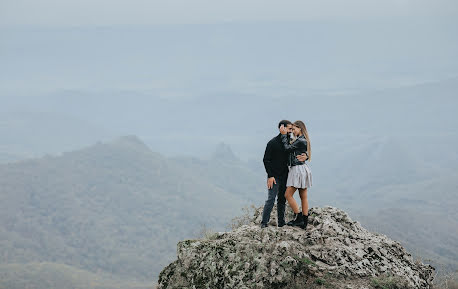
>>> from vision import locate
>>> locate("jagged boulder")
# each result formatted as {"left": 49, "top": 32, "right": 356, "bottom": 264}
{"left": 157, "top": 206, "right": 435, "bottom": 289}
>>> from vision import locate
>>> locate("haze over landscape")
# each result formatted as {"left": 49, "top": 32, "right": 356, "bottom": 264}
{"left": 1, "top": 0, "right": 457, "bottom": 288}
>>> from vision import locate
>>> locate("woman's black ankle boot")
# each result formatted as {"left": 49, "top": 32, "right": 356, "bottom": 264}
{"left": 291, "top": 212, "right": 304, "bottom": 227}
{"left": 301, "top": 214, "right": 308, "bottom": 230}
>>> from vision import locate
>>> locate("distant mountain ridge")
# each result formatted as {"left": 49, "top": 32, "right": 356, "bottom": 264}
{"left": 211, "top": 142, "right": 239, "bottom": 162}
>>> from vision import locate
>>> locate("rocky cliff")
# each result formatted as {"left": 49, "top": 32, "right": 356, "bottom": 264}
{"left": 157, "top": 206, "right": 435, "bottom": 289}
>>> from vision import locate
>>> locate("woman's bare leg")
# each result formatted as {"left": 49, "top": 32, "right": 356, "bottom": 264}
{"left": 285, "top": 186, "right": 299, "bottom": 214}
{"left": 298, "top": 188, "right": 308, "bottom": 216}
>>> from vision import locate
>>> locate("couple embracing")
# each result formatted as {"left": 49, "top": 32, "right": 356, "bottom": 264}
{"left": 261, "top": 120, "right": 312, "bottom": 230}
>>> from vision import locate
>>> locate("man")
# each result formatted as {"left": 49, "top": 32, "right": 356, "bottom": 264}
{"left": 261, "top": 120, "right": 308, "bottom": 228}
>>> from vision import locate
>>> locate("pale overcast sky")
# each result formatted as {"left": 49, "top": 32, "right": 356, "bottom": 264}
{"left": 1, "top": 0, "right": 457, "bottom": 95}
{"left": 1, "top": 0, "right": 458, "bottom": 26}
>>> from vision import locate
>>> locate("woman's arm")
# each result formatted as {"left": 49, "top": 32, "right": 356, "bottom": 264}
{"left": 296, "top": 152, "right": 309, "bottom": 162}
{"left": 280, "top": 134, "right": 305, "bottom": 152}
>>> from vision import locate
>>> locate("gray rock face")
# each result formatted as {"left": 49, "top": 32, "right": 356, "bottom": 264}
{"left": 157, "top": 206, "right": 435, "bottom": 289}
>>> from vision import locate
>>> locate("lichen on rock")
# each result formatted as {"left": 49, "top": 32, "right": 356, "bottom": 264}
{"left": 157, "top": 206, "right": 435, "bottom": 289}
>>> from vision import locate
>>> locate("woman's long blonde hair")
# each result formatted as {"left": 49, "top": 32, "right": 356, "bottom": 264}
{"left": 293, "top": 120, "right": 311, "bottom": 161}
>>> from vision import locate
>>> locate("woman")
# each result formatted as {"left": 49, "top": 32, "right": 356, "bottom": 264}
{"left": 279, "top": 120, "right": 312, "bottom": 230}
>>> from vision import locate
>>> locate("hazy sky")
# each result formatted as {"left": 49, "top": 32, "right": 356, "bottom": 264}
{"left": 1, "top": 0, "right": 457, "bottom": 95}
{"left": 1, "top": 0, "right": 458, "bottom": 26}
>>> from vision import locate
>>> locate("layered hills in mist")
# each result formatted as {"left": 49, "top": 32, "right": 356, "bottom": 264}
{"left": 0, "top": 132, "right": 457, "bottom": 288}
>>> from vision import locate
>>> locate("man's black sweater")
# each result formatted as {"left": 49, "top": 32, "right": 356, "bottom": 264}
{"left": 263, "top": 134, "right": 289, "bottom": 178}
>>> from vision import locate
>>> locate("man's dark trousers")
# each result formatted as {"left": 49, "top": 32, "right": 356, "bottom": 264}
{"left": 261, "top": 174, "right": 287, "bottom": 226}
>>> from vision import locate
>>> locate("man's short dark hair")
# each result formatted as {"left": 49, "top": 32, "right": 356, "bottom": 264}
{"left": 278, "top": 120, "right": 292, "bottom": 128}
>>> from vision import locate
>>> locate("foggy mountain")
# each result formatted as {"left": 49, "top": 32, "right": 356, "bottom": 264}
{"left": 0, "top": 136, "right": 259, "bottom": 287}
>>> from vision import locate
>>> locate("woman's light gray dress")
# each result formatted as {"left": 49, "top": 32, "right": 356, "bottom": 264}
{"left": 286, "top": 162, "right": 312, "bottom": 188}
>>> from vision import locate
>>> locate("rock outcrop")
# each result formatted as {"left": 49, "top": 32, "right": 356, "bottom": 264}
{"left": 157, "top": 206, "right": 435, "bottom": 289}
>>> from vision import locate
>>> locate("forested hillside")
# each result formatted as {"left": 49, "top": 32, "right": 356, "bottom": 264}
{"left": 0, "top": 136, "right": 261, "bottom": 287}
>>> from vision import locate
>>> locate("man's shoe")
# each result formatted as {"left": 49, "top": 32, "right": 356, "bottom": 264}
{"left": 287, "top": 212, "right": 303, "bottom": 226}
{"left": 300, "top": 214, "right": 309, "bottom": 230}
{"left": 260, "top": 223, "right": 268, "bottom": 228}
{"left": 278, "top": 222, "right": 286, "bottom": 228}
